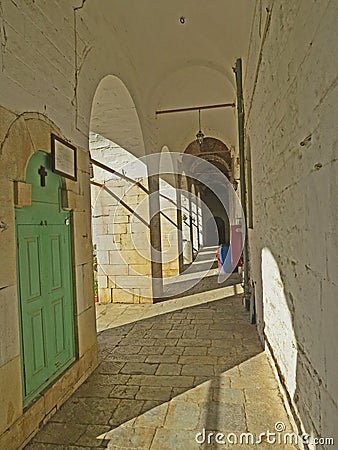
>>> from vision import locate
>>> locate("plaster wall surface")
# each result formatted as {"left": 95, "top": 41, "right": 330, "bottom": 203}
{"left": 245, "top": 0, "right": 338, "bottom": 443}
{"left": 0, "top": 1, "right": 80, "bottom": 140}
{"left": 0, "top": 0, "right": 146, "bottom": 150}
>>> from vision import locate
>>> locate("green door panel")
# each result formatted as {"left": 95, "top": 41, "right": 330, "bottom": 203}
{"left": 44, "top": 225, "right": 75, "bottom": 370}
{"left": 52, "top": 298, "right": 66, "bottom": 355}
{"left": 50, "top": 233, "right": 63, "bottom": 290}
{"left": 17, "top": 225, "right": 49, "bottom": 395}
{"left": 22, "top": 232, "right": 42, "bottom": 300}
{"left": 30, "top": 310, "right": 47, "bottom": 373}
{"left": 16, "top": 151, "right": 76, "bottom": 406}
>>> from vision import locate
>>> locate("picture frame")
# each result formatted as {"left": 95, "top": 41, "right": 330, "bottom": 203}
{"left": 51, "top": 133, "right": 77, "bottom": 181}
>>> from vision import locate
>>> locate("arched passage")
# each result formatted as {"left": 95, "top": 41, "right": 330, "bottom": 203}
{"left": 183, "top": 137, "right": 232, "bottom": 250}
{"left": 205, "top": 216, "right": 228, "bottom": 245}
{"left": 89, "top": 75, "right": 153, "bottom": 304}
{"left": 90, "top": 75, "right": 145, "bottom": 158}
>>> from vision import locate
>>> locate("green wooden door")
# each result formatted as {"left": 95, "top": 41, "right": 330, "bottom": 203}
{"left": 16, "top": 151, "right": 75, "bottom": 406}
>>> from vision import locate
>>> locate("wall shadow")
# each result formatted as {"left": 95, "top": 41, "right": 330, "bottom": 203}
{"left": 256, "top": 246, "right": 337, "bottom": 447}
{"left": 27, "top": 294, "right": 262, "bottom": 448}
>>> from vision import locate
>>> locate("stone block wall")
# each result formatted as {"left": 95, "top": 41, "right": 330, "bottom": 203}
{"left": 94, "top": 181, "right": 153, "bottom": 304}
{"left": 160, "top": 179, "right": 180, "bottom": 278}
{"left": 245, "top": 0, "right": 338, "bottom": 444}
{"left": 91, "top": 133, "right": 186, "bottom": 299}
{"left": 91, "top": 133, "right": 153, "bottom": 303}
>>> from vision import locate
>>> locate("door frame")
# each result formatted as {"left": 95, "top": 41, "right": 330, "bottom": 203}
{"left": 15, "top": 151, "right": 77, "bottom": 407}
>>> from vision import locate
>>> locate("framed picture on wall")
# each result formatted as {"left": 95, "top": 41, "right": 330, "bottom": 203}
{"left": 51, "top": 133, "right": 77, "bottom": 181}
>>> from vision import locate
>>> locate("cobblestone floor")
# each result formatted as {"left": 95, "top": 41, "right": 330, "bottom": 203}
{"left": 26, "top": 251, "right": 299, "bottom": 449}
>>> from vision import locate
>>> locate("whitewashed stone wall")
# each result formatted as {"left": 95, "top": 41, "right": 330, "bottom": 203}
{"left": 0, "top": 1, "right": 86, "bottom": 143}
{"left": 0, "top": 3, "right": 99, "bottom": 447}
{"left": 0, "top": 109, "right": 97, "bottom": 450}
{"left": 245, "top": 0, "right": 338, "bottom": 444}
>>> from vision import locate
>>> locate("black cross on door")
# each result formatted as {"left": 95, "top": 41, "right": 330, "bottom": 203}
{"left": 38, "top": 165, "right": 47, "bottom": 187}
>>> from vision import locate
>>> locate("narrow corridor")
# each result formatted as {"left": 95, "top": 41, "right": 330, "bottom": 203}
{"left": 26, "top": 250, "right": 299, "bottom": 449}
{"left": 1, "top": 2, "right": 336, "bottom": 447}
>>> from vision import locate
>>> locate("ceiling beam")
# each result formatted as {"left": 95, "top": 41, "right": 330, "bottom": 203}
{"left": 155, "top": 102, "right": 235, "bottom": 115}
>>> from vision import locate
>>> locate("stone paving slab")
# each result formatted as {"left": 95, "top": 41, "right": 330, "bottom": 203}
{"left": 105, "top": 424, "right": 156, "bottom": 449}
{"left": 120, "top": 362, "right": 159, "bottom": 375}
{"left": 145, "top": 354, "right": 179, "bottom": 364}
{"left": 106, "top": 353, "right": 146, "bottom": 363}
{"left": 108, "top": 385, "right": 139, "bottom": 399}
{"left": 134, "top": 403, "right": 169, "bottom": 428}
{"left": 109, "top": 399, "right": 145, "bottom": 426}
{"left": 26, "top": 422, "right": 86, "bottom": 445}
{"left": 155, "top": 363, "right": 182, "bottom": 376}
{"left": 50, "top": 397, "right": 121, "bottom": 426}
{"left": 26, "top": 277, "right": 299, "bottom": 450}
{"left": 135, "top": 386, "right": 172, "bottom": 401}
{"left": 76, "top": 425, "right": 111, "bottom": 448}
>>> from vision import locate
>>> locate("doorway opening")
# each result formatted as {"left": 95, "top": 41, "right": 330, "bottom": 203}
{"left": 16, "top": 151, "right": 76, "bottom": 407}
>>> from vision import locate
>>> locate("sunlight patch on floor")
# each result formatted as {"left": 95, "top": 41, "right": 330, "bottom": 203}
{"left": 101, "top": 353, "right": 299, "bottom": 450}
{"left": 96, "top": 283, "right": 243, "bottom": 332}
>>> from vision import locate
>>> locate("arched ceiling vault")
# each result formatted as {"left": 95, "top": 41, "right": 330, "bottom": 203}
{"left": 83, "top": 0, "right": 255, "bottom": 155}
{"left": 90, "top": 75, "right": 145, "bottom": 157}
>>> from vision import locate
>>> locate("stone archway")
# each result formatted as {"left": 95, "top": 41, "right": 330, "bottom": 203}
{"left": 89, "top": 75, "right": 153, "bottom": 304}
{"left": 184, "top": 136, "right": 233, "bottom": 250}
{"left": 205, "top": 215, "right": 227, "bottom": 245}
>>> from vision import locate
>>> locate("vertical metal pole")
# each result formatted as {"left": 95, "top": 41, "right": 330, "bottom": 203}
{"left": 148, "top": 173, "right": 163, "bottom": 299}
{"left": 196, "top": 183, "right": 201, "bottom": 249}
{"left": 187, "top": 178, "right": 194, "bottom": 260}
{"left": 176, "top": 174, "right": 184, "bottom": 273}
{"left": 234, "top": 58, "right": 251, "bottom": 310}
